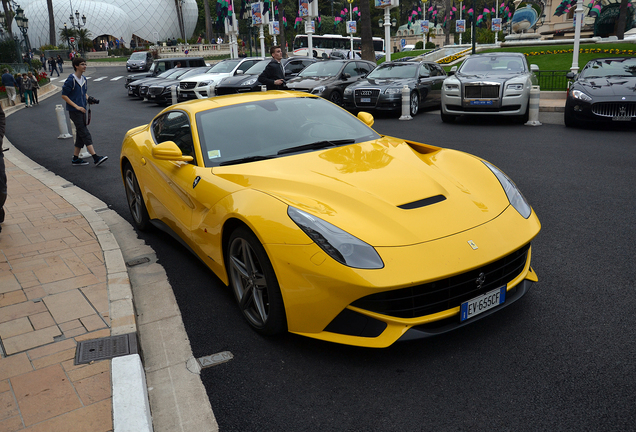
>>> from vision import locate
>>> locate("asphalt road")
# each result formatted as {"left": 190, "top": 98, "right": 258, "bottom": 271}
{"left": 6, "top": 66, "right": 636, "bottom": 431}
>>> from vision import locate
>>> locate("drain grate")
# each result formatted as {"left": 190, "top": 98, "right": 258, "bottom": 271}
{"left": 126, "top": 257, "right": 150, "bottom": 267}
{"left": 74, "top": 333, "right": 138, "bottom": 365}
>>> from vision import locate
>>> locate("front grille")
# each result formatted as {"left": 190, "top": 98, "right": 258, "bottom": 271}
{"left": 592, "top": 102, "right": 636, "bottom": 118}
{"left": 354, "top": 88, "right": 381, "bottom": 107}
{"left": 148, "top": 87, "right": 163, "bottom": 96}
{"left": 215, "top": 87, "right": 236, "bottom": 96}
{"left": 180, "top": 82, "right": 196, "bottom": 90}
{"left": 351, "top": 244, "right": 531, "bottom": 318}
{"left": 465, "top": 84, "right": 500, "bottom": 99}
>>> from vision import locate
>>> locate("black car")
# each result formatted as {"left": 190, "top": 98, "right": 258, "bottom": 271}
{"left": 146, "top": 67, "right": 211, "bottom": 105}
{"left": 125, "top": 57, "right": 206, "bottom": 87}
{"left": 285, "top": 59, "right": 376, "bottom": 105}
{"left": 215, "top": 57, "right": 317, "bottom": 96}
{"left": 565, "top": 57, "right": 636, "bottom": 128}
{"left": 128, "top": 67, "right": 206, "bottom": 98}
{"left": 343, "top": 60, "right": 447, "bottom": 116}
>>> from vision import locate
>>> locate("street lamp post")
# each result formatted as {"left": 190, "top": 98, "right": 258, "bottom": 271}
{"left": 571, "top": 0, "right": 584, "bottom": 73}
{"left": 378, "top": 17, "right": 396, "bottom": 57}
{"left": 69, "top": 9, "right": 87, "bottom": 53}
{"left": 14, "top": 5, "right": 31, "bottom": 57}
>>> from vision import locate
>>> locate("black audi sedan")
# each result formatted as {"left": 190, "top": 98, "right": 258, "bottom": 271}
{"left": 215, "top": 56, "right": 317, "bottom": 96}
{"left": 565, "top": 57, "right": 636, "bottom": 128}
{"left": 342, "top": 60, "right": 447, "bottom": 116}
{"left": 285, "top": 59, "right": 376, "bottom": 105}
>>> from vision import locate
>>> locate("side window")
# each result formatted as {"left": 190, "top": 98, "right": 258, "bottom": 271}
{"left": 343, "top": 61, "right": 359, "bottom": 77}
{"left": 356, "top": 62, "right": 373, "bottom": 76}
{"left": 419, "top": 64, "right": 431, "bottom": 77}
{"left": 286, "top": 60, "right": 305, "bottom": 75}
{"left": 237, "top": 60, "right": 257, "bottom": 73}
{"left": 152, "top": 111, "right": 196, "bottom": 164}
{"left": 156, "top": 62, "right": 167, "bottom": 73}
{"left": 434, "top": 64, "right": 446, "bottom": 76}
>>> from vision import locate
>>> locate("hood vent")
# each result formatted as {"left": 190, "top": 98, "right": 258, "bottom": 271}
{"left": 398, "top": 194, "right": 446, "bottom": 210}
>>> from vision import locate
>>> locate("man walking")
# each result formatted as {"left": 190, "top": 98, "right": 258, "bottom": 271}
{"left": 258, "top": 46, "right": 286, "bottom": 90}
{"left": 1, "top": 69, "right": 17, "bottom": 106}
{"left": 61, "top": 57, "right": 108, "bottom": 166}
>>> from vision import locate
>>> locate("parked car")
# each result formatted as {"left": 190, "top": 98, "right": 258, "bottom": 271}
{"left": 564, "top": 57, "right": 636, "bottom": 128}
{"left": 285, "top": 59, "right": 376, "bottom": 105}
{"left": 178, "top": 57, "right": 262, "bottom": 101}
{"left": 215, "top": 56, "right": 317, "bottom": 96}
{"left": 343, "top": 60, "right": 446, "bottom": 116}
{"left": 125, "top": 57, "right": 206, "bottom": 87}
{"left": 126, "top": 51, "right": 153, "bottom": 72}
{"left": 127, "top": 67, "right": 198, "bottom": 98}
{"left": 120, "top": 91, "right": 540, "bottom": 348}
{"left": 440, "top": 52, "right": 539, "bottom": 123}
{"left": 145, "top": 67, "right": 212, "bottom": 105}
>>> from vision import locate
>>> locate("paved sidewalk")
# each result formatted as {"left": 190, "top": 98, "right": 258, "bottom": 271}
{"left": 0, "top": 89, "right": 217, "bottom": 431}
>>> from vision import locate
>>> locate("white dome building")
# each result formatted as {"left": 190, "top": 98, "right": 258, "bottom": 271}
{"left": 13, "top": 0, "right": 198, "bottom": 49}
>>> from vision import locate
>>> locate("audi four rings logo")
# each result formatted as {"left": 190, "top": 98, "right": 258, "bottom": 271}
{"left": 476, "top": 272, "right": 486, "bottom": 289}
{"left": 360, "top": 90, "right": 372, "bottom": 96}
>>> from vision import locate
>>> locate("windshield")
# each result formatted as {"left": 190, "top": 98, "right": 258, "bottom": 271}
{"left": 580, "top": 58, "right": 636, "bottom": 78}
{"left": 209, "top": 59, "right": 241, "bottom": 73}
{"left": 299, "top": 61, "right": 344, "bottom": 78}
{"left": 129, "top": 52, "right": 146, "bottom": 60}
{"left": 244, "top": 60, "right": 271, "bottom": 75}
{"left": 196, "top": 97, "right": 380, "bottom": 167}
{"left": 157, "top": 69, "right": 176, "bottom": 78}
{"left": 368, "top": 63, "right": 418, "bottom": 79}
{"left": 460, "top": 56, "right": 527, "bottom": 74}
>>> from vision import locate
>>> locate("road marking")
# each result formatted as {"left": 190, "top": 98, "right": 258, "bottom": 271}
{"left": 93, "top": 77, "right": 107, "bottom": 81}
{"left": 111, "top": 76, "right": 124, "bottom": 81}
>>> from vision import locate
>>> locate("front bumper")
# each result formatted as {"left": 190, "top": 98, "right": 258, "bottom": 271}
{"left": 442, "top": 87, "right": 528, "bottom": 116}
{"left": 565, "top": 97, "right": 636, "bottom": 124}
{"left": 268, "top": 205, "right": 540, "bottom": 348}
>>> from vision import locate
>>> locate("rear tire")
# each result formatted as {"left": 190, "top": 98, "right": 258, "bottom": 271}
{"left": 410, "top": 92, "right": 419, "bottom": 116}
{"left": 123, "top": 163, "right": 151, "bottom": 231}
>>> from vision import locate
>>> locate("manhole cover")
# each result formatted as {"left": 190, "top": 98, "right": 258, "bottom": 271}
{"left": 74, "top": 333, "right": 138, "bottom": 365}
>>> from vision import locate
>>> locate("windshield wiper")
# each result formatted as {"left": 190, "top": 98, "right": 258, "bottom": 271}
{"left": 277, "top": 139, "right": 355, "bottom": 155}
{"left": 219, "top": 155, "right": 276, "bottom": 166}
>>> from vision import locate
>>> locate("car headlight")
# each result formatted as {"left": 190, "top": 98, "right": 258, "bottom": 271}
{"left": 483, "top": 161, "right": 532, "bottom": 219}
{"left": 444, "top": 83, "right": 459, "bottom": 91}
{"left": 384, "top": 87, "right": 402, "bottom": 94}
{"left": 311, "top": 86, "right": 327, "bottom": 95}
{"left": 198, "top": 81, "right": 213, "bottom": 87}
{"left": 344, "top": 87, "right": 353, "bottom": 95}
{"left": 288, "top": 207, "right": 384, "bottom": 269}
{"left": 506, "top": 83, "right": 524, "bottom": 91}
{"left": 570, "top": 89, "right": 592, "bottom": 102}
{"left": 242, "top": 77, "right": 258, "bottom": 86}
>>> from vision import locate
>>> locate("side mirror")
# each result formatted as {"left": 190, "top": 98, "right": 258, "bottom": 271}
{"left": 357, "top": 111, "right": 374, "bottom": 128}
{"left": 152, "top": 141, "right": 193, "bottom": 162}
{"left": 235, "top": 70, "right": 244, "bottom": 75}
{"left": 342, "top": 73, "right": 351, "bottom": 79}
{"left": 448, "top": 65, "right": 457, "bottom": 76}
{"left": 566, "top": 71, "right": 576, "bottom": 80}
{"left": 530, "top": 64, "right": 539, "bottom": 72}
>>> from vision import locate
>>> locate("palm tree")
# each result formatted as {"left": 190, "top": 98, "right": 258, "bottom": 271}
{"left": 203, "top": 0, "right": 211, "bottom": 43}
{"left": 59, "top": 26, "right": 75, "bottom": 49}
{"left": 47, "top": 0, "right": 55, "bottom": 45}
{"left": 359, "top": 0, "right": 374, "bottom": 61}
{"left": 77, "top": 28, "right": 93, "bottom": 52}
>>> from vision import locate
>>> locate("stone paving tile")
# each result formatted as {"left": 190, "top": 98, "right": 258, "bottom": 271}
{"left": 0, "top": 380, "right": 10, "bottom": 393}
{"left": 28, "top": 312, "right": 55, "bottom": 330}
{"left": 0, "top": 274, "right": 20, "bottom": 294}
{"left": 80, "top": 284, "right": 109, "bottom": 315}
{"left": 0, "top": 353, "right": 33, "bottom": 381}
{"left": 30, "top": 348, "right": 76, "bottom": 370}
{"left": 0, "top": 302, "right": 47, "bottom": 325}
{"left": 3, "top": 326, "right": 62, "bottom": 355}
{"left": 59, "top": 320, "right": 82, "bottom": 332}
{"left": 66, "top": 360, "right": 109, "bottom": 383}
{"left": 42, "top": 273, "right": 101, "bottom": 296}
{"left": 11, "top": 364, "right": 82, "bottom": 427}
{"left": 0, "top": 290, "right": 27, "bottom": 308}
{"left": 27, "top": 339, "right": 76, "bottom": 361}
{"left": 23, "top": 398, "right": 113, "bottom": 432}
{"left": 0, "top": 415, "right": 23, "bottom": 431}
{"left": 74, "top": 329, "right": 110, "bottom": 342}
{"left": 0, "top": 390, "right": 19, "bottom": 421}
{"left": 42, "top": 290, "right": 96, "bottom": 323}
{"left": 74, "top": 370, "right": 111, "bottom": 406}
{"left": 0, "top": 317, "right": 33, "bottom": 339}
{"left": 80, "top": 314, "right": 107, "bottom": 332}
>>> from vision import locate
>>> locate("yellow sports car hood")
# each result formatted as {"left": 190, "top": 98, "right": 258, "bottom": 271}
{"left": 213, "top": 137, "right": 517, "bottom": 247}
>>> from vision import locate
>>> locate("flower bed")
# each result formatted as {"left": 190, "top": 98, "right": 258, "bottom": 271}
{"left": 525, "top": 48, "right": 636, "bottom": 57}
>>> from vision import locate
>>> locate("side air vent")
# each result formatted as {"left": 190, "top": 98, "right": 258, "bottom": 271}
{"left": 398, "top": 195, "right": 446, "bottom": 210}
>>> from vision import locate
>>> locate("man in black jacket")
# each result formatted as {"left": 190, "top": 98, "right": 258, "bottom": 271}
{"left": 258, "top": 46, "right": 286, "bottom": 90}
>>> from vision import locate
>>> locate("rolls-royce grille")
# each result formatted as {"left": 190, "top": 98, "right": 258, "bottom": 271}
{"left": 592, "top": 102, "right": 636, "bottom": 118}
{"left": 465, "top": 85, "right": 499, "bottom": 99}
{"left": 351, "top": 244, "right": 530, "bottom": 319}
{"left": 180, "top": 82, "right": 196, "bottom": 90}
{"left": 354, "top": 88, "right": 381, "bottom": 106}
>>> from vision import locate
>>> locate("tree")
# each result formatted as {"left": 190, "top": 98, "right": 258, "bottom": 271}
{"left": 203, "top": 0, "right": 212, "bottom": 43}
{"left": 359, "top": 0, "right": 375, "bottom": 61}
{"left": 2, "top": 0, "right": 14, "bottom": 38}
{"left": 175, "top": 0, "right": 185, "bottom": 40}
{"left": 47, "top": 0, "right": 56, "bottom": 45}
{"left": 615, "top": 0, "right": 629, "bottom": 39}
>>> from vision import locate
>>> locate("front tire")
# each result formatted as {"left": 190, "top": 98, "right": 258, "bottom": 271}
{"left": 123, "top": 163, "right": 151, "bottom": 231}
{"left": 410, "top": 92, "right": 419, "bottom": 116}
{"left": 227, "top": 227, "right": 287, "bottom": 336}
{"left": 564, "top": 109, "right": 579, "bottom": 128}
{"left": 329, "top": 91, "right": 343, "bottom": 106}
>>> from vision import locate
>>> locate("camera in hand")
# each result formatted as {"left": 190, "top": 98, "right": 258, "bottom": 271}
{"left": 88, "top": 96, "right": 100, "bottom": 104}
